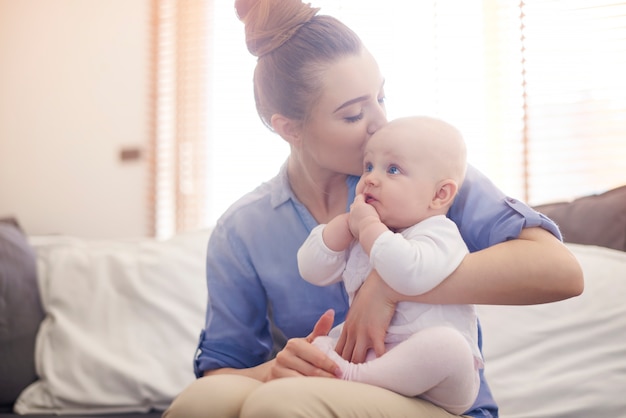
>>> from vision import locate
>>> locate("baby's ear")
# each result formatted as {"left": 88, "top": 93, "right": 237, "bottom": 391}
{"left": 431, "top": 179, "right": 458, "bottom": 209}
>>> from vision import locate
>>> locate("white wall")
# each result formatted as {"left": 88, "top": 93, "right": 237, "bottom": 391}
{"left": 0, "top": 0, "right": 150, "bottom": 238}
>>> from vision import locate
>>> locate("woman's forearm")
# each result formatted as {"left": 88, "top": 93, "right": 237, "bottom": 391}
{"left": 337, "top": 227, "right": 584, "bottom": 363}
{"left": 386, "top": 227, "right": 584, "bottom": 305}
{"left": 203, "top": 309, "right": 339, "bottom": 380}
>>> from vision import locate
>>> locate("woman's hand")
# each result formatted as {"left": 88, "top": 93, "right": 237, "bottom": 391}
{"left": 268, "top": 309, "right": 340, "bottom": 380}
{"left": 335, "top": 271, "right": 396, "bottom": 363}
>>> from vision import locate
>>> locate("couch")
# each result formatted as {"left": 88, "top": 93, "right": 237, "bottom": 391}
{"left": 1, "top": 186, "right": 625, "bottom": 417}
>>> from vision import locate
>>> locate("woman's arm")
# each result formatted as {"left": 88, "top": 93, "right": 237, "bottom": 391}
{"left": 204, "top": 309, "right": 340, "bottom": 381}
{"left": 336, "top": 226, "right": 584, "bottom": 362}
{"left": 413, "top": 226, "right": 583, "bottom": 305}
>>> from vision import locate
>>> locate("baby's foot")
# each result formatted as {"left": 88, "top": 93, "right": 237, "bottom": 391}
{"left": 312, "top": 336, "right": 350, "bottom": 378}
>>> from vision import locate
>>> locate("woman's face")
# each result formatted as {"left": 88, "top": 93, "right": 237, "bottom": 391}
{"left": 301, "top": 49, "right": 387, "bottom": 176}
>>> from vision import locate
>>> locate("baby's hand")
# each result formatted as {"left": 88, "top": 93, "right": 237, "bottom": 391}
{"left": 348, "top": 194, "right": 380, "bottom": 238}
{"left": 355, "top": 177, "right": 366, "bottom": 195}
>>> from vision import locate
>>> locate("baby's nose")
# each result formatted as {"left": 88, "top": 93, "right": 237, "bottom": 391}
{"left": 364, "top": 172, "right": 378, "bottom": 184}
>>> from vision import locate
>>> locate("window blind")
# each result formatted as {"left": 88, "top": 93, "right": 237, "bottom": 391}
{"left": 150, "top": 0, "right": 210, "bottom": 238}
{"left": 149, "top": 0, "right": 625, "bottom": 235}
{"left": 520, "top": 0, "right": 626, "bottom": 204}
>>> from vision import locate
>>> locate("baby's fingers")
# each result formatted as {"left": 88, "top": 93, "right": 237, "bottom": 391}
{"left": 352, "top": 194, "right": 366, "bottom": 205}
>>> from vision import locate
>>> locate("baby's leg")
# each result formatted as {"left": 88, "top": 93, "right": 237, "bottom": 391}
{"left": 313, "top": 326, "right": 479, "bottom": 415}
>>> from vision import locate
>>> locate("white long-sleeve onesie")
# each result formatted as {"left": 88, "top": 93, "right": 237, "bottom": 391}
{"left": 297, "top": 215, "right": 482, "bottom": 414}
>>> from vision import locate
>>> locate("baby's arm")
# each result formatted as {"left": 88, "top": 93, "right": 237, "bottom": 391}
{"left": 322, "top": 212, "right": 353, "bottom": 252}
{"left": 371, "top": 218, "right": 468, "bottom": 295}
{"left": 297, "top": 215, "right": 352, "bottom": 287}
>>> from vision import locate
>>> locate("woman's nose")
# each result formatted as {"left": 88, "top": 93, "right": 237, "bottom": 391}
{"left": 366, "top": 103, "right": 387, "bottom": 136}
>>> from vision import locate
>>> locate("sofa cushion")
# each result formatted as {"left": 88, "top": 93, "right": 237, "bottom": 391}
{"left": 477, "top": 243, "right": 626, "bottom": 418}
{"left": 0, "top": 218, "right": 44, "bottom": 411}
{"left": 533, "top": 185, "right": 626, "bottom": 251}
{"left": 13, "top": 230, "right": 210, "bottom": 415}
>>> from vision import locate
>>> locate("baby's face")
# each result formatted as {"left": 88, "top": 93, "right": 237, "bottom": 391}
{"left": 359, "top": 124, "right": 438, "bottom": 230}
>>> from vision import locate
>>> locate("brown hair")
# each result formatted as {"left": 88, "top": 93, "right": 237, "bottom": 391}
{"left": 235, "top": 0, "right": 363, "bottom": 130}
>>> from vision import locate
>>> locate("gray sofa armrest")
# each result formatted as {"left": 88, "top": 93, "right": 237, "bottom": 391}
{"left": 0, "top": 218, "right": 44, "bottom": 411}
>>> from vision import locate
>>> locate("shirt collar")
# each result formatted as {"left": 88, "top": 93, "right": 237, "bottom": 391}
{"left": 270, "top": 160, "right": 293, "bottom": 209}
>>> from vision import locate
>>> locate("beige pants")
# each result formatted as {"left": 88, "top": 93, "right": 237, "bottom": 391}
{"left": 163, "top": 375, "right": 470, "bottom": 418}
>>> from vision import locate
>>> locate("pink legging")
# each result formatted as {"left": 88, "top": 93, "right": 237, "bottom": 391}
{"left": 313, "top": 325, "right": 480, "bottom": 415}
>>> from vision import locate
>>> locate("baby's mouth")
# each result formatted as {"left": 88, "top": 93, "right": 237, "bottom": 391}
{"left": 364, "top": 193, "right": 376, "bottom": 204}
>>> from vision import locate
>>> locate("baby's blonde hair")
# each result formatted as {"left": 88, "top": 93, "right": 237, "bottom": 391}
{"left": 374, "top": 116, "right": 467, "bottom": 188}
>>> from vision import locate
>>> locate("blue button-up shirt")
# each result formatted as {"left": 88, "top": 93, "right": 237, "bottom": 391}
{"left": 194, "top": 163, "right": 561, "bottom": 418}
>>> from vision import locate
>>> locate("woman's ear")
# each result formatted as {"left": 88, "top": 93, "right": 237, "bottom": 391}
{"left": 430, "top": 179, "right": 459, "bottom": 209}
{"left": 271, "top": 114, "right": 301, "bottom": 146}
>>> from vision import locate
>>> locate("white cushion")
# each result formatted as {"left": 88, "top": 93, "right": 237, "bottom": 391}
{"left": 14, "top": 230, "right": 211, "bottom": 415}
{"left": 477, "top": 243, "right": 626, "bottom": 418}
{"left": 13, "top": 235, "right": 625, "bottom": 416}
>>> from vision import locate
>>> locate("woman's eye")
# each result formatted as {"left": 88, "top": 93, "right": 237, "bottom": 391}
{"left": 377, "top": 95, "right": 386, "bottom": 105}
{"left": 387, "top": 166, "right": 400, "bottom": 175}
{"left": 345, "top": 112, "right": 364, "bottom": 123}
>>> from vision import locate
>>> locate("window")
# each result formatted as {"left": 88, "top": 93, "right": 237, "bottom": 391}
{"left": 206, "top": 2, "right": 289, "bottom": 227}
{"left": 150, "top": 0, "right": 211, "bottom": 238}
{"left": 151, "top": 0, "right": 626, "bottom": 237}
{"left": 518, "top": 0, "right": 626, "bottom": 204}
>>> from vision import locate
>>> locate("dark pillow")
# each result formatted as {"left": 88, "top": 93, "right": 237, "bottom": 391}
{"left": 533, "top": 186, "right": 626, "bottom": 252}
{"left": 0, "top": 218, "right": 44, "bottom": 410}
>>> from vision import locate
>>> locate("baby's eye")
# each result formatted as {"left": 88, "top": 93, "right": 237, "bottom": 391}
{"left": 387, "top": 165, "right": 400, "bottom": 175}
{"left": 364, "top": 162, "right": 373, "bottom": 173}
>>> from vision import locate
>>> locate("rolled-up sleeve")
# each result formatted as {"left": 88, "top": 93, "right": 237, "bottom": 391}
{"left": 448, "top": 165, "right": 561, "bottom": 252}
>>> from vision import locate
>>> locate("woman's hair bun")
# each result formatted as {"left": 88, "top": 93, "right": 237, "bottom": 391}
{"left": 234, "top": 0, "right": 256, "bottom": 22}
{"left": 234, "top": 0, "right": 319, "bottom": 57}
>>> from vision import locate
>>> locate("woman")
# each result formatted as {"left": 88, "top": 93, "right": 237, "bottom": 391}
{"left": 164, "top": 0, "right": 583, "bottom": 417}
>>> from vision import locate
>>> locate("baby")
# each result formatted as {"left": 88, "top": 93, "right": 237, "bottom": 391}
{"left": 298, "top": 116, "right": 481, "bottom": 415}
